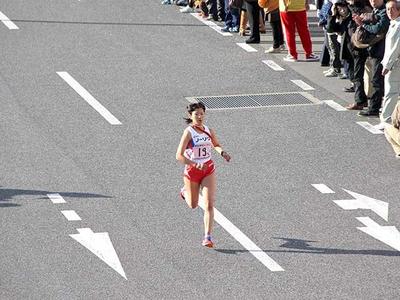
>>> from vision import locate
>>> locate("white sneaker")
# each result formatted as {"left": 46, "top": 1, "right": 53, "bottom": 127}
{"left": 279, "top": 44, "right": 285, "bottom": 51}
{"left": 305, "top": 53, "right": 319, "bottom": 61}
{"left": 323, "top": 68, "right": 333, "bottom": 74}
{"left": 265, "top": 46, "right": 281, "bottom": 53}
{"left": 324, "top": 69, "right": 339, "bottom": 77}
{"left": 283, "top": 54, "right": 297, "bottom": 62}
{"left": 180, "top": 5, "right": 194, "bottom": 13}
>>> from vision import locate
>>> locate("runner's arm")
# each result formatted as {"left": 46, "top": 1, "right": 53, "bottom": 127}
{"left": 210, "top": 129, "right": 231, "bottom": 162}
{"left": 176, "top": 129, "right": 196, "bottom": 166}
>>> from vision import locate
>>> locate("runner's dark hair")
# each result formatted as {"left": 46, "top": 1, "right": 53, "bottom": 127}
{"left": 184, "top": 102, "right": 206, "bottom": 124}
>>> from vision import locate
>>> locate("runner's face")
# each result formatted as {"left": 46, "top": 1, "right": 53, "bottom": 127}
{"left": 190, "top": 108, "right": 205, "bottom": 126}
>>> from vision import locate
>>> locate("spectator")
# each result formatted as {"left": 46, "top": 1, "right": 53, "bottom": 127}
{"left": 384, "top": 102, "right": 400, "bottom": 158}
{"left": 379, "top": 0, "right": 400, "bottom": 126}
{"left": 222, "top": 0, "right": 240, "bottom": 32}
{"left": 260, "top": 0, "right": 285, "bottom": 52}
{"left": 209, "top": 0, "right": 226, "bottom": 21}
{"left": 346, "top": 0, "right": 390, "bottom": 115}
{"left": 319, "top": 0, "right": 342, "bottom": 77}
{"left": 244, "top": 0, "right": 261, "bottom": 43}
{"left": 279, "top": 0, "right": 320, "bottom": 61}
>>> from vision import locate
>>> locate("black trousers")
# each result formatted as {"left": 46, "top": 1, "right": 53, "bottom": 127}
{"left": 245, "top": 1, "right": 260, "bottom": 41}
{"left": 268, "top": 11, "right": 283, "bottom": 48}
{"left": 353, "top": 49, "right": 384, "bottom": 112}
{"left": 209, "top": 0, "right": 225, "bottom": 20}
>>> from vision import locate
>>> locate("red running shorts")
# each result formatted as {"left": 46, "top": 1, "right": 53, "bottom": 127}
{"left": 184, "top": 160, "right": 215, "bottom": 183}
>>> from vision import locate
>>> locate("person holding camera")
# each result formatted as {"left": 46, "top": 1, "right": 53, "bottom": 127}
{"left": 346, "top": 0, "right": 390, "bottom": 116}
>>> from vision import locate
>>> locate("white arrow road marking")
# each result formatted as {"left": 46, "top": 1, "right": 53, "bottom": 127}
{"left": 333, "top": 189, "right": 389, "bottom": 221}
{"left": 311, "top": 184, "right": 335, "bottom": 194}
{"left": 70, "top": 228, "right": 127, "bottom": 280}
{"left": 356, "top": 217, "right": 400, "bottom": 251}
{"left": 57, "top": 72, "right": 122, "bottom": 125}
{"left": 198, "top": 197, "right": 284, "bottom": 272}
{"left": 0, "top": 11, "right": 19, "bottom": 29}
{"left": 47, "top": 193, "right": 66, "bottom": 204}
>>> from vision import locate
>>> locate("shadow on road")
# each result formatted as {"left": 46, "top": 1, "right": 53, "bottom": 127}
{"left": 0, "top": 187, "right": 112, "bottom": 208}
{"left": 214, "top": 237, "right": 400, "bottom": 257}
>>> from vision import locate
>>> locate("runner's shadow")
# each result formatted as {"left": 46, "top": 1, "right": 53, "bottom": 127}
{"left": 214, "top": 237, "right": 400, "bottom": 257}
{"left": 0, "top": 187, "right": 112, "bottom": 208}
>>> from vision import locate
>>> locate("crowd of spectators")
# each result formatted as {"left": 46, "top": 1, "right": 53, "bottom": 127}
{"left": 162, "top": 0, "right": 400, "bottom": 158}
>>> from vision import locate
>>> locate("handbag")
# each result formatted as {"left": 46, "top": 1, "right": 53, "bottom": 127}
{"left": 351, "top": 25, "right": 385, "bottom": 49}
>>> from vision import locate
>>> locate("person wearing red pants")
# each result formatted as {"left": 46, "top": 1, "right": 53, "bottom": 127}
{"left": 279, "top": 0, "right": 319, "bottom": 62}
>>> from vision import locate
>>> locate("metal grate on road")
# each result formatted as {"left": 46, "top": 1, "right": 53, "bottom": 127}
{"left": 186, "top": 92, "right": 321, "bottom": 110}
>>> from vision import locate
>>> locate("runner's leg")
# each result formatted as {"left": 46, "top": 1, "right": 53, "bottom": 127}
{"left": 201, "top": 172, "right": 216, "bottom": 236}
{"left": 183, "top": 176, "right": 200, "bottom": 209}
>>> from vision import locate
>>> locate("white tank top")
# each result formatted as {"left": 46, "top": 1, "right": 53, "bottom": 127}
{"left": 185, "top": 126, "right": 213, "bottom": 164}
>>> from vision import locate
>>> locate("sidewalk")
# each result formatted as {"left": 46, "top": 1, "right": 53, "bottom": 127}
{"left": 259, "top": 12, "right": 355, "bottom": 109}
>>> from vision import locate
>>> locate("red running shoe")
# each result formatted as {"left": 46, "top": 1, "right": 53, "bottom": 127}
{"left": 180, "top": 188, "right": 185, "bottom": 201}
{"left": 202, "top": 235, "right": 214, "bottom": 248}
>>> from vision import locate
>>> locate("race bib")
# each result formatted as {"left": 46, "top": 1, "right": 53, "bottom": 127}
{"left": 192, "top": 145, "right": 211, "bottom": 160}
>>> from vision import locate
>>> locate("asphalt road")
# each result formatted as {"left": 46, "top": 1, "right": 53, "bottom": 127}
{"left": 1, "top": 1, "right": 400, "bottom": 299}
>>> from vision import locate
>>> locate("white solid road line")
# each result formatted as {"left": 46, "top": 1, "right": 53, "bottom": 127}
{"left": 47, "top": 193, "right": 67, "bottom": 204}
{"left": 61, "top": 210, "right": 82, "bottom": 221}
{"left": 356, "top": 121, "right": 384, "bottom": 135}
{"left": 262, "top": 60, "right": 285, "bottom": 71}
{"left": 291, "top": 80, "right": 315, "bottom": 91}
{"left": 57, "top": 72, "right": 122, "bottom": 125}
{"left": 0, "top": 11, "right": 19, "bottom": 30}
{"left": 236, "top": 43, "right": 258, "bottom": 53}
{"left": 312, "top": 184, "right": 335, "bottom": 194}
{"left": 190, "top": 13, "right": 232, "bottom": 36}
{"left": 199, "top": 197, "right": 284, "bottom": 272}
{"left": 323, "top": 100, "right": 347, "bottom": 111}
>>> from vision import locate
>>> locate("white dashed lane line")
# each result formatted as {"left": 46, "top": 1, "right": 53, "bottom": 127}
{"left": 312, "top": 184, "right": 335, "bottom": 194}
{"left": 323, "top": 100, "right": 347, "bottom": 111}
{"left": 262, "top": 60, "right": 285, "bottom": 71}
{"left": 356, "top": 121, "right": 384, "bottom": 135}
{"left": 236, "top": 43, "right": 257, "bottom": 53}
{"left": 190, "top": 13, "right": 232, "bottom": 36}
{"left": 61, "top": 210, "right": 82, "bottom": 221}
{"left": 291, "top": 80, "right": 315, "bottom": 91}
{"left": 47, "top": 193, "right": 67, "bottom": 204}
{"left": 57, "top": 72, "right": 122, "bottom": 125}
{"left": 0, "top": 10, "right": 19, "bottom": 29}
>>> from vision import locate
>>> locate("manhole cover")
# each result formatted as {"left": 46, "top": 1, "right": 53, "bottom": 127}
{"left": 186, "top": 92, "right": 320, "bottom": 110}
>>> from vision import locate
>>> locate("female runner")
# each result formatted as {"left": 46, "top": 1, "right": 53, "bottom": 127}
{"left": 176, "top": 102, "right": 231, "bottom": 248}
